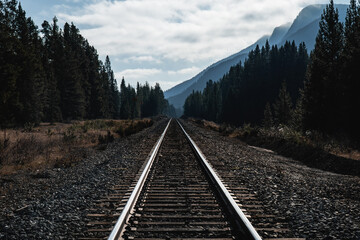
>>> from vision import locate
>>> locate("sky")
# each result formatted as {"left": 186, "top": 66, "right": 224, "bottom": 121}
{"left": 19, "top": 0, "right": 350, "bottom": 91}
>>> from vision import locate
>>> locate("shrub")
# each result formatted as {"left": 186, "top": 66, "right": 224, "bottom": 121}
{"left": 98, "top": 131, "right": 114, "bottom": 144}
{"left": 116, "top": 119, "right": 153, "bottom": 137}
{"left": 63, "top": 128, "right": 76, "bottom": 144}
{"left": 23, "top": 122, "right": 35, "bottom": 132}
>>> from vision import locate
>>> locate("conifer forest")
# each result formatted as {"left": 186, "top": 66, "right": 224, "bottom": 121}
{"left": 184, "top": 0, "right": 360, "bottom": 140}
{"left": 0, "top": 0, "right": 174, "bottom": 128}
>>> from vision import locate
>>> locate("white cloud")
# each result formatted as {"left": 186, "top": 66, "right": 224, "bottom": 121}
{"left": 56, "top": 0, "right": 350, "bottom": 90}
{"left": 115, "top": 68, "right": 162, "bottom": 80}
{"left": 168, "top": 67, "right": 201, "bottom": 76}
{"left": 58, "top": 0, "right": 306, "bottom": 62}
{"left": 124, "top": 56, "right": 162, "bottom": 64}
{"left": 154, "top": 80, "right": 186, "bottom": 91}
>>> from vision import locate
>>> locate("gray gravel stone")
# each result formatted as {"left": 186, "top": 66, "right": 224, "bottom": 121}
{"left": 0, "top": 117, "right": 168, "bottom": 239}
{"left": 180, "top": 119, "right": 360, "bottom": 240}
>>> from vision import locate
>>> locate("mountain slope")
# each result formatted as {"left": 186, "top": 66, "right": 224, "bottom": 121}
{"left": 165, "top": 4, "right": 348, "bottom": 109}
{"left": 167, "top": 35, "right": 270, "bottom": 108}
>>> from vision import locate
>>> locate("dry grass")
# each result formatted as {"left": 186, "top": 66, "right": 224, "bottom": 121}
{"left": 188, "top": 118, "right": 220, "bottom": 132}
{"left": 188, "top": 118, "right": 360, "bottom": 161}
{"left": 0, "top": 119, "right": 153, "bottom": 175}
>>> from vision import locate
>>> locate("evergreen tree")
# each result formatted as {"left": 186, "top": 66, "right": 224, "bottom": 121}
{"left": 342, "top": 0, "right": 360, "bottom": 138}
{"left": 41, "top": 17, "right": 64, "bottom": 122}
{"left": 105, "top": 56, "right": 120, "bottom": 118}
{"left": 291, "top": 89, "right": 305, "bottom": 131}
{"left": 13, "top": 4, "right": 45, "bottom": 124}
{"left": 141, "top": 82, "right": 152, "bottom": 117}
{"left": 85, "top": 45, "right": 106, "bottom": 118}
{"left": 1, "top": 1, "right": 168, "bottom": 125}
{"left": 263, "top": 102, "right": 274, "bottom": 129}
{"left": 0, "top": 0, "right": 21, "bottom": 127}
{"left": 184, "top": 91, "right": 203, "bottom": 118}
{"left": 273, "top": 81, "right": 293, "bottom": 126}
{"left": 135, "top": 82, "right": 143, "bottom": 118}
{"left": 61, "top": 22, "right": 86, "bottom": 120}
{"left": 120, "top": 78, "right": 131, "bottom": 119}
{"left": 303, "top": 0, "right": 344, "bottom": 133}
{"left": 203, "top": 80, "right": 220, "bottom": 122}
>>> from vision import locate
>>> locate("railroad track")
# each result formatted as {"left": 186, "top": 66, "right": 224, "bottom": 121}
{"left": 82, "top": 119, "right": 302, "bottom": 240}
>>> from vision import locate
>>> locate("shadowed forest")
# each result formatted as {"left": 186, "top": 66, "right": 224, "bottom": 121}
{"left": 0, "top": 0, "right": 175, "bottom": 128}
{"left": 184, "top": 0, "right": 360, "bottom": 141}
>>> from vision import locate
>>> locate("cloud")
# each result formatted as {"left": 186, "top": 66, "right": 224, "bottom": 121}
{"left": 116, "top": 68, "right": 162, "bottom": 80}
{"left": 154, "top": 80, "right": 186, "bottom": 91}
{"left": 124, "top": 56, "right": 162, "bottom": 64}
{"left": 55, "top": 0, "right": 350, "bottom": 90}
{"left": 168, "top": 67, "right": 201, "bottom": 76}
{"left": 58, "top": 0, "right": 307, "bottom": 62}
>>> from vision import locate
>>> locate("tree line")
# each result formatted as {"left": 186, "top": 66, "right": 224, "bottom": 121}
{"left": 302, "top": 0, "right": 360, "bottom": 139}
{"left": 184, "top": 40, "right": 309, "bottom": 125}
{"left": 0, "top": 0, "right": 173, "bottom": 128}
{"left": 119, "top": 80, "right": 176, "bottom": 119}
{"left": 184, "top": 0, "right": 360, "bottom": 140}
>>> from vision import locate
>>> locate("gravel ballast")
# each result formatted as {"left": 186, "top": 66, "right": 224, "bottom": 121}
{"left": 0, "top": 118, "right": 169, "bottom": 239}
{"left": 1, "top": 117, "right": 359, "bottom": 239}
{"left": 180, "top": 119, "right": 360, "bottom": 240}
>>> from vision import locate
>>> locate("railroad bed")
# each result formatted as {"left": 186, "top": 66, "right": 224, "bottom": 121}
{"left": 83, "top": 119, "right": 301, "bottom": 240}
{"left": 121, "top": 119, "right": 237, "bottom": 239}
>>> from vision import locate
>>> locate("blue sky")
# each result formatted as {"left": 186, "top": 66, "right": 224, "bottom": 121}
{"left": 20, "top": 0, "right": 350, "bottom": 91}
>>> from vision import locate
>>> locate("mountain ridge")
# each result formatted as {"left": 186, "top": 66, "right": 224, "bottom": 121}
{"left": 165, "top": 4, "right": 349, "bottom": 109}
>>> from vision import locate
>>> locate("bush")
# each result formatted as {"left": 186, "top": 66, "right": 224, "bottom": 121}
{"left": 98, "top": 131, "right": 114, "bottom": 144}
{"left": 63, "top": 128, "right": 76, "bottom": 144}
{"left": 219, "top": 124, "right": 235, "bottom": 135}
{"left": 116, "top": 120, "right": 153, "bottom": 137}
{"left": 23, "top": 122, "right": 35, "bottom": 132}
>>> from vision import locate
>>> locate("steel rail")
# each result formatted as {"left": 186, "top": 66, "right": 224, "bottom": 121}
{"left": 108, "top": 118, "right": 172, "bottom": 240}
{"left": 176, "top": 119, "right": 262, "bottom": 240}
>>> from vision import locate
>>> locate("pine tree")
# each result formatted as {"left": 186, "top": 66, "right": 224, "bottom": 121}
{"left": 41, "top": 18, "right": 63, "bottom": 122}
{"left": 135, "top": 82, "right": 143, "bottom": 118}
{"left": 273, "top": 81, "right": 293, "bottom": 126}
{"left": 342, "top": 0, "right": 360, "bottom": 138}
{"left": 0, "top": 0, "right": 22, "bottom": 127}
{"left": 14, "top": 4, "right": 45, "bottom": 124}
{"left": 60, "top": 22, "right": 86, "bottom": 120}
{"left": 141, "top": 82, "right": 152, "bottom": 117}
{"left": 263, "top": 102, "right": 274, "bottom": 129}
{"left": 120, "top": 78, "right": 131, "bottom": 119}
{"left": 105, "top": 56, "right": 120, "bottom": 118}
{"left": 291, "top": 89, "right": 305, "bottom": 131}
{"left": 303, "top": 0, "right": 344, "bottom": 133}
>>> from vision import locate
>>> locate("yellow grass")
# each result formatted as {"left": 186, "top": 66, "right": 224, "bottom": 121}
{"left": 0, "top": 119, "right": 153, "bottom": 175}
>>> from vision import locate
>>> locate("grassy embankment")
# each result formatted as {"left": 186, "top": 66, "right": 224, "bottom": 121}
{"left": 0, "top": 119, "right": 153, "bottom": 175}
{"left": 189, "top": 118, "right": 360, "bottom": 176}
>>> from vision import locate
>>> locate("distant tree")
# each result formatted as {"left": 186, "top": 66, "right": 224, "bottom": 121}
{"left": 41, "top": 20, "right": 62, "bottom": 122}
{"left": 273, "top": 81, "right": 293, "bottom": 126}
{"left": 141, "top": 82, "right": 152, "bottom": 117}
{"left": 135, "top": 82, "right": 143, "bottom": 118}
{"left": 203, "top": 80, "right": 221, "bottom": 122}
{"left": 184, "top": 41, "right": 308, "bottom": 126}
{"left": 263, "top": 102, "right": 274, "bottom": 129}
{"left": 119, "top": 78, "right": 130, "bottom": 119}
{"left": 290, "top": 89, "right": 305, "bottom": 131}
{"left": 61, "top": 22, "right": 86, "bottom": 120}
{"left": 184, "top": 90, "right": 203, "bottom": 118}
{"left": 105, "top": 56, "right": 120, "bottom": 118}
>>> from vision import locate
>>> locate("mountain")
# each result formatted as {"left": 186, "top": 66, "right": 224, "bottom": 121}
{"left": 165, "top": 4, "right": 349, "bottom": 109}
